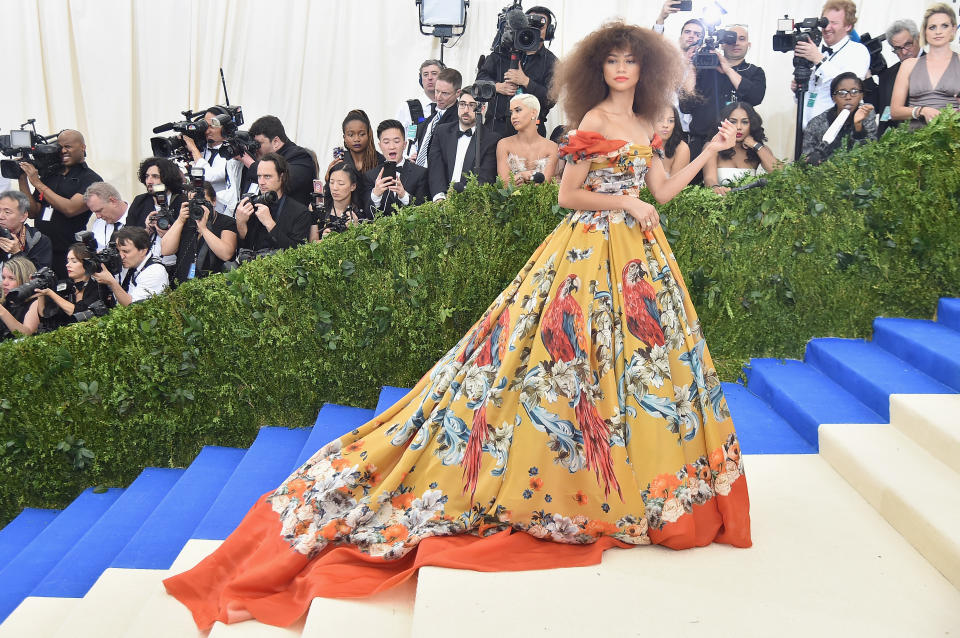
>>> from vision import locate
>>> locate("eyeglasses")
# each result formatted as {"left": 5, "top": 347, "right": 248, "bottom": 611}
{"left": 458, "top": 101, "right": 479, "bottom": 109}
{"left": 891, "top": 44, "right": 915, "bottom": 53}
{"left": 832, "top": 89, "right": 862, "bottom": 97}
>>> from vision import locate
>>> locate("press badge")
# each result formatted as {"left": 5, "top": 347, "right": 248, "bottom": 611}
{"left": 406, "top": 124, "right": 418, "bottom": 140}
{"left": 806, "top": 92, "right": 817, "bottom": 108}
{"left": 40, "top": 205, "right": 53, "bottom": 222}
{"left": 880, "top": 106, "right": 892, "bottom": 122}
{"left": 187, "top": 263, "right": 196, "bottom": 279}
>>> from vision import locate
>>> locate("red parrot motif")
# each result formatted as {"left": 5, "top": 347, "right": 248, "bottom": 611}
{"left": 541, "top": 274, "right": 622, "bottom": 499}
{"left": 622, "top": 259, "right": 665, "bottom": 349}
{"left": 462, "top": 308, "right": 510, "bottom": 497}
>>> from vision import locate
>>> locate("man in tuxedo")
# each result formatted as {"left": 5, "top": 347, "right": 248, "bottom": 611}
{"left": 364, "top": 120, "right": 429, "bottom": 216}
{"left": 413, "top": 68, "right": 462, "bottom": 169}
{"left": 235, "top": 153, "right": 311, "bottom": 252}
{"left": 428, "top": 85, "right": 501, "bottom": 201}
{"left": 876, "top": 19, "right": 921, "bottom": 136}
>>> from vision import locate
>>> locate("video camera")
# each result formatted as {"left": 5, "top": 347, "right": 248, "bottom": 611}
{"left": 0, "top": 120, "right": 63, "bottom": 180}
{"left": 492, "top": 1, "right": 545, "bottom": 55}
{"left": 5, "top": 267, "right": 59, "bottom": 305}
{"left": 859, "top": 32, "right": 888, "bottom": 77}
{"left": 150, "top": 105, "right": 244, "bottom": 162}
{"left": 773, "top": 16, "right": 828, "bottom": 90}
{"left": 693, "top": 27, "right": 738, "bottom": 69}
{"left": 75, "top": 230, "right": 122, "bottom": 276}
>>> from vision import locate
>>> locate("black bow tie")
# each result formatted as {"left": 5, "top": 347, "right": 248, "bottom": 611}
{"left": 458, "top": 128, "right": 474, "bottom": 138}
{"left": 822, "top": 46, "right": 833, "bottom": 56}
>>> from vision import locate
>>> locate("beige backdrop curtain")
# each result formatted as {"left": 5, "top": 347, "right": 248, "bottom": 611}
{"left": 0, "top": 0, "right": 933, "bottom": 199}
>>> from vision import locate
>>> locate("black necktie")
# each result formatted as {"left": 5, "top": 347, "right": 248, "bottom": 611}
{"left": 822, "top": 46, "right": 833, "bottom": 56}
{"left": 458, "top": 128, "right": 474, "bottom": 138}
{"left": 430, "top": 103, "right": 437, "bottom": 117}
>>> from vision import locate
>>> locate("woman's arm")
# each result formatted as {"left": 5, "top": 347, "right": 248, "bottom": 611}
{"left": 38, "top": 287, "right": 76, "bottom": 317}
{"left": 160, "top": 203, "right": 189, "bottom": 256}
{"left": 0, "top": 301, "right": 38, "bottom": 337}
{"left": 890, "top": 59, "right": 918, "bottom": 121}
{"left": 540, "top": 142, "right": 560, "bottom": 182}
{"left": 644, "top": 120, "right": 737, "bottom": 203}
{"left": 202, "top": 228, "right": 237, "bottom": 262}
{"left": 496, "top": 139, "right": 512, "bottom": 185}
{"left": 672, "top": 141, "right": 690, "bottom": 174}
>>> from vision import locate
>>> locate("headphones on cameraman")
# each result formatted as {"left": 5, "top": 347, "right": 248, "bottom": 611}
{"left": 527, "top": 6, "right": 557, "bottom": 42}
{"left": 418, "top": 59, "right": 446, "bottom": 87}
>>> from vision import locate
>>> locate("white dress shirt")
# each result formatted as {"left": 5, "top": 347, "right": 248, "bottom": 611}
{"left": 192, "top": 144, "right": 242, "bottom": 214}
{"left": 117, "top": 254, "right": 169, "bottom": 302}
{"left": 370, "top": 160, "right": 411, "bottom": 207}
{"left": 394, "top": 95, "right": 435, "bottom": 132}
{"left": 90, "top": 204, "right": 128, "bottom": 250}
{"left": 801, "top": 36, "right": 870, "bottom": 128}
{"left": 450, "top": 125, "right": 476, "bottom": 184}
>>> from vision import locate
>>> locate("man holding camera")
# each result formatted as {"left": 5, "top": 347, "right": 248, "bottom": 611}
{"left": 84, "top": 182, "right": 130, "bottom": 251}
{"left": 0, "top": 190, "right": 52, "bottom": 270}
{"left": 428, "top": 86, "right": 501, "bottom": 201}
{"left": 235, "top": 153, "right": 311, "bottom": 253}
{"left": 680, "top": 24, "right": 766, "bottom": 161}
{"left": 127, "top": 157, "right": 184, "bottom": 272}
{"left": 92, "top": 227, "right": 169, "bottom": 306}
{"left": 16, "top": 129, "right": 101, "bottom": 279}
{"left": 476, "top": 5, "right": 557, "bottom": 138}
{"left": 182, "top": 109, "right": 242, "bottom": 214}
{"left": 794, "top": 0, "right": 870, "bottom": 129}
{"left": 364, "top": 119, "right": 429, "bottom": 215}
{"left": 241, "top": 115, "right": 316, "bottom": 207}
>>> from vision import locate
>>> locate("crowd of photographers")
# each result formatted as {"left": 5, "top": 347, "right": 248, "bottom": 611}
{"left": 0, "top": 1, "right": 956, "bottom": 342}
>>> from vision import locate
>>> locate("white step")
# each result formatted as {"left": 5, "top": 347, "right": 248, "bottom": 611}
{"left": 0, "top": 597, "right": 80, "bottom": 638}
{"left": 50, "top": 568, "right": 168, "bottom": 638}
{"left": 123, "top": 539, "right": 222, "bottom": 638}
{"left": 890, "top": 393, "right": 960, "bottom": 474}
{"left": 820, "top": 422, "right": 960, "bottom": 591}
{"left": 412, "top": 454, "right": 960, "bottom": 637}
{"left": 209, "top": 617, "right": 304, "bottom": 637}
{"left": 301, "top": 576, "right": 416, "bottom": 637}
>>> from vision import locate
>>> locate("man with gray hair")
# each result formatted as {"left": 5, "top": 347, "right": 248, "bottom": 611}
{"left": 84, "top": 182, "right": 129, "bottom": 251}
{"left": 0, "top": 190, "right": 52, "bottom": 269}
{"left": 877, "top": 19, "right": 922, "bottom": 135}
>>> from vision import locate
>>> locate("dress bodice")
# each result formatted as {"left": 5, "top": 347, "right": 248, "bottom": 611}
{"left": 717, "top": 165, "right": 765, "bottom": 186}
{"left": 507, "top": 152, "right": 550, "bottom": 174}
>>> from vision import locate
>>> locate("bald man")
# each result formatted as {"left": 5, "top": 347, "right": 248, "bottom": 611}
{"left": 17, "top": 129, "right": 102, "bottom": 278}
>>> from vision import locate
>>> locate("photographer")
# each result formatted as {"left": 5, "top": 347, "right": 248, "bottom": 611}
{"left": 160, "top": 181, "right": 237, "bottom": 284}
{"left": 128, "top": 157, "right": 184, "bottom": 273}
{"left": 0, "top": 190, "right": 52, "bottom": 270}
{"left": 29, "top": 241, "right": 114, "bottom": 332}
{"left": 313, "top": 162, "right": 365, "bottom": 241}
{"left": 181, "top": 109, "right": 241, "bottom": 214}
{"left": 84, "top": 182, "right": 129, "bottom": 250}
{"left": 243, "top": 115, "right": 317, "bottom": 206}
{"left": 16, "top": 129, "right": 102, "bottom": 279}
{"left": 92, "top": 227, "right": 169, "bottom": 306}
{"left": 476, "top": 5, "right": 557, "bottom": 138}
{"left": 364, "top": 119, "right": 429, "bottom": 215}
{"left": 680, "top": 24, "right": 766, "bottom": 162}
{"left": 0, "top": 256, "right": 39, "bottom": 339}
{"left": 235, "top": 153, "right": 311, "bottom": 252}
{"left": 794, "top": 0, "right": 870, "bottom": 129}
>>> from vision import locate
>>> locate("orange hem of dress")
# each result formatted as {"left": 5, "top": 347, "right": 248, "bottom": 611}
{"left": 163, "top": 477, "right": 750, "bottom": 630}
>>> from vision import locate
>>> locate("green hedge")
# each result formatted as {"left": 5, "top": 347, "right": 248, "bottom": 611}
{"left": 1, "top": 112, "right": 958, "bottom": 525}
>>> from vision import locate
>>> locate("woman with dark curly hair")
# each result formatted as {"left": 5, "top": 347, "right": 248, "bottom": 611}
{"left": 703, "top": 102, "right": 781, "bottom": 194}
{"left": 164, "top": 21, "right": 751, "bottom": 631}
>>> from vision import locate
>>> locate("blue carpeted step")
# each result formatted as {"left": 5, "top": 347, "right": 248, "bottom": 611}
{"left": 0, "top": 508, "right": 60, "bottom": 572}
{"left": 722, "top": 383, "right": 815, "bottom": 454}
{"left": 744, "top": 359, "right": 882, "bottom": 448}
{"left": 293, "top": 404, "right": 376, "bottom": 469}
{"left": 938, "top": 298, "right": 960, "bottom": 332}
{"left": 111, "top": 446, "right": 245, "bottom": 569}
{"left": 375, "top": 386, "right": 412, "bottom": 417}
{"left": 31, "top": 467, "right": 183, "bottom": 598}
{"left": 805, "top": 338, "right": 955, "bottom": 420}
{"left": 191, "top": 427, "right": 311, "bottom": 540}
{"left": 0, "top": 488, "right": 122, "bottom": 622}
{"left": 873, "top": 317, "right": 960, "bottom": 391}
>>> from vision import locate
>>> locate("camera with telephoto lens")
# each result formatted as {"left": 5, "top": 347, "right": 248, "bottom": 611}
{"left": 693, "top": 27, "right": 739, "bottom": 69}
{"left": 218, "top": 130, "right": 259, "bottom": 160}
{"left": 71, "top": 299, "right": 110, "bottom": 323}
{"left": 151, "top": 183, "right": 177, "bottom": 231}
{"left": 187, "top": 167, "right": 213, "bottom": 222}
{"left": 492, "top": 1, "right": 544, "bottom": 54}
{"left": 5, "top": 266, "right": 58, "bottom": 305}
{"left": 466, "top": 81, "right": 497, "bottom": 103}
{"left": 773, "top": 16, "right": 827, "bottom": 90}
{"left": 0, "top": 120, "right": 63, "bottom": 180}
{"left": 74, "top": 231, "right": 122, "bottom": 276}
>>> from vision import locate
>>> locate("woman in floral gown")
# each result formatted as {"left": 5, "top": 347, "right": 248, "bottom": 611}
{"left": 165, "top": 21, "right": 751, "bottom": 629}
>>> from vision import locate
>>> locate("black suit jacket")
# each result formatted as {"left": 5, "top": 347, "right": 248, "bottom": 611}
{"left": 362, "top": 161, "right": 429, "bottom": 215}
{"left": 427, "top": 123, "right": 501, "bottom": 198}
{"left": 127, "top": 192, "right": 187, "bottom": 228}
{"left": 239, "top": 194, "right": 312, "bottom": 251}
{"left": 244, "top": 142, "right": 317, "bottom": 207}
{"left": 415, "top": 107, "right": 457, "bottom": 161}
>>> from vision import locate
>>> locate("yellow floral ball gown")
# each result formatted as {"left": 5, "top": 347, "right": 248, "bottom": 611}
{"left": 164, "top": 131, "right": 751, "bottom": 629}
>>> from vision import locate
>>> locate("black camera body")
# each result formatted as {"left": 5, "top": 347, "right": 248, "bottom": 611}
{"left": 150, "top": 105, "right": 244, "bottom": 162}
{"left": 493, "top": 2, "right": 543, "bottom": 55}
{"left": 75, "top": 231, "right": 122, "bottom": 276}
{"left": 773, "top": 16, "right": 826, "bottom": 52}
{"left": 672, "top": 0, "right": 693, "bottom": 10}
{"left": 185, "top": 167, "right": 213, "bottom": 222}
{"left": 247, "top": 190, "right": 278, "bottom": 210}
{"left": 0, "top": 123, "right": 63, "bottom": 180}
{"left": 467, "top": 81, "right": 497, "bottom": 103}
{"left": 859, "top": 32, "right": 888, "bottom": 76}
{"left": 5, "top": 267, "right": 58, "bottom": 305}
{"left": 0, "top": 226, "right": 12, "bottom": 241}
{"left": 151, "top": 184, "right": 177, "bottom": 231}
{"left": 693, "top": 28, "right": 739, "bottom": 69}
{"left": 219, "top": 130, "right": 260, "bottom": 160}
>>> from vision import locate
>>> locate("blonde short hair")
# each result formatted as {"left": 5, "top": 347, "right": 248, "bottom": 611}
{"left": 1, "top": 256, "right": 37, "bottom": 303}
{"left": 510, "top": 93, "right": 541, "bottom": 117}
{"left": 921, "top": 3, "right": 957, "bottom": 45}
